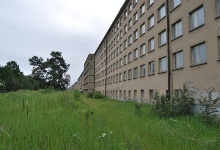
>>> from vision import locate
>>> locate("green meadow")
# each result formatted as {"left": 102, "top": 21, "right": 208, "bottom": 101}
{"left": 0, "top": 90, "right": 220, "bottom": 150}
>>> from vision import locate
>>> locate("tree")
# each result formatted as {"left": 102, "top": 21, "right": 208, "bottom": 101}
{"left": 29, "top": 51, "right": 70, "bottom": 90}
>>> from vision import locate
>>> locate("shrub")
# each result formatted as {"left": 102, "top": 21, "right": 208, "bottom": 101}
{"left": 134, "top": 101, "right": 143, "bottom": 115}
{"left": 93, "top": 91, "right": 105, "bottom": 99}
{"left": 199, "top": 88, "right": 219, "bottom": 125}
{"left": 151, "top": 84, "right": 194, "bottom": 118}
{"left": 86, "top": 92, "right": 94, "bottom": 98}
{"left": 73, "top": 90, "right": 81, "bottom": 101}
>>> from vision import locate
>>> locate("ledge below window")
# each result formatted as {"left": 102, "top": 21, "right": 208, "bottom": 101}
{"left": 148, "top": 73, "right": 155, "bottom": 76}
{"left": 189, "top": 24, "right": 205, "bottom": 33}
{"left": 172, "top": 67, "right": 184, "bottom": 71}
{"left": 190, "top": 62, "right": 207, "bottom": 67}
{"left": 158, "top": 71, "right": 167, "bottom": 74}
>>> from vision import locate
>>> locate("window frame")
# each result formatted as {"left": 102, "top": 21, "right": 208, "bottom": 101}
{"left": 133, "top": 67, "right": 138, "bottom": 79}
{"left": 148, "top": 14, "right": 155, "bottom": 29}
{"left": 172, "top": 20, "right": 183, "bottom": 39}
{"left": 148, "top": 37, "right": 155, "bottom": 52}
{"left": 159, "top": 57, "right": 167, "bottom": 73}
{"left": 173, "top": 50, "right": 184, "bottom": 69}
{"left": 140, "top": 64, "right": 146, "bottom": 77}
{"left": 158, "top": 4, "right": 166, "bottom": 21}
{"left": 191, "top": 42, "right": 207, "bottom": 66}
{"left": 159, "top": 30, "right": 167, "bottom": 46}
{"left": 189, "top": 6, "right": 205, "bottom": 31}
{"left": 148, "top": 61, "right": 155, "bottom": 75}
{"left": 140, "top": 44, "right": 146, "bottom": 56}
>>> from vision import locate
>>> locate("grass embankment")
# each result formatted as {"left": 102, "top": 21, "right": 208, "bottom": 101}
{"left": 0, "top": 90, "right": 220, "bottom": 150}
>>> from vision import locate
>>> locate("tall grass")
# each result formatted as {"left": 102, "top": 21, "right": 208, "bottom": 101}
{"left": 0, "top": 90, "right": 220, "bottom": 149}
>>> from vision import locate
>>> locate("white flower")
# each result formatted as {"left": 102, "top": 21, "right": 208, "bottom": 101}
{"left": 102, "top": 133, "right": 106, "bottom": 137}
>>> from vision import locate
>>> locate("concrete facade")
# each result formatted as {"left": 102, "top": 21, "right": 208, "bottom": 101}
{"left": 73, "top": 0, "right": 220, "bottom": 103}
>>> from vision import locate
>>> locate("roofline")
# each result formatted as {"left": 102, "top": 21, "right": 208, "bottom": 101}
{"left": 94, "top": 0, "right": 130, "bottom": 55}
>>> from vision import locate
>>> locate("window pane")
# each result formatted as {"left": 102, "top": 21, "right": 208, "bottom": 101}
{"left": 218, "top": 0, "right": 220, "bottom": 16}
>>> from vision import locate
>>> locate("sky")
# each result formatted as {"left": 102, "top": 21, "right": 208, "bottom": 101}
{"left": 0, "top": 0, "right": 125, "bottom": 85}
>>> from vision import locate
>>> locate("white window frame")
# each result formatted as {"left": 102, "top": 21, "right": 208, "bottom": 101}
{"left": 134, "top": 30, "right": 138, "bottom": 41}
{"left": 133, "top": 67, "right": 138, "bottom": 78}
{"left": 173, "top": 51, "right": 183, "bottom": 69}
{"left": 124, "top": 55, "right": 127, "bottom": 65}
{"left": 129, "top": 19, "right": 133, "bottom": 28}
{"left": 159, "top": 30, "right": 167, "bottom": 46}
{"left": 159, "top": 57, "right": 167, "bottom": 72}
{"left": 149, "top": 38, "right": 155, "bottom": 52}
{"left": 191, "top": 42, "right": 206, "bottom": 65}
{"left": 124, "top": 40, "right": 128, "bottom": 49}
{"left": 129, "top": 35, "right": 132, "bottom": 45}
{"left": 172, "top": 20, "right": 183, "bottom": 39}
{"left": 149, "top": 61, "right": 155, "bottom": 75}
{"left": 171, "top": 0, "right": 181, "bottom": 10}
{"left": 128, "top": 52, "right": 132, "bottom": 62}
{"left": 217, "top": 0, "right": 220, "bottom": 16}
{"left": 140, "top": 64, "right": 146, "bottom": 77}
{"left": 134, "top": 48, "right": 138, "bottom": 60}
{"left": 148, "top": 15, "right": 154, "bottom": 29}
{"left": 140, "top": 44, "right": 146, "bottom": 56}
{"left": 189, "top": 6, "right": 205, "bottom": 30}
{"left": 140, "top": 3, "right": 145, "bottom": 15}
{"left": 140, "top": 23, "right": 146, "bottom": 35}
{"left": 148, "top": 0, "right": 154, "bottom": 7}
{"left": 158, "top": 4, "right": 166, "bottom": 21}
{"left": 134, "top": 12, "right": 138, "bottom": 23}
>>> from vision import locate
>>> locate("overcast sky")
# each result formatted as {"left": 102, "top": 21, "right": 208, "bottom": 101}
{"left": 0, "top": 0, "right": 124, "bottom": 85}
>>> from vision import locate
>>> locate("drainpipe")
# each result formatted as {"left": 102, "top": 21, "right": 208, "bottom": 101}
{"left": 166, "top": 0, "right": 171, "bottom": 100}
{"left": 105, "top": 39, "right": 108, "bottom": 96}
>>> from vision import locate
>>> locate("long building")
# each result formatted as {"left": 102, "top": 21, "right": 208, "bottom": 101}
{"left": 73, "top": 0, "right": 220, "bottom": 103}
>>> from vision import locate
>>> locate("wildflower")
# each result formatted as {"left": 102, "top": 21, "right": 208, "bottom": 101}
{"left": 72, "top": 134, "right": 77, "bottom": 138}
{"left": 102, "top": 133, "right": 106, "bottom": 137}
{"left": 109, "top": 131, "right": 112, "bottom": 134}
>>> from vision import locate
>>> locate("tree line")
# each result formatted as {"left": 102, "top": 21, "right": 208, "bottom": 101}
{"left": 0, "top": 51, "right": 70, "bottom": 93}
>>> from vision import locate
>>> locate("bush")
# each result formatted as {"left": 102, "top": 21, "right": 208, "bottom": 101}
{"left": 86, "top": 92, "right": 94, "bottom": 98}
{"left": 199, "top": 88, "right": 219, "bottom": 125}
{"left": 151, "top": 84, "right": 194, "bottom": 118}
{"left": 93, "top": 91, "right": 105, "bottom": 99}
{"left": 73, "top": 90, "right": 81, "bottom": 101}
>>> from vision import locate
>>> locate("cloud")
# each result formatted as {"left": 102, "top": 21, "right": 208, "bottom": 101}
{"left": 0, "top": 0, "right": 124, "bottom": 84}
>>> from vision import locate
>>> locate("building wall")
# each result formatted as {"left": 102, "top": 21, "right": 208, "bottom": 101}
{"left": 93, "top": 0, "right": 220, "bottom": 102}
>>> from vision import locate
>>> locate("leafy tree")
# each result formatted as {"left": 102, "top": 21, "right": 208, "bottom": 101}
{"left": 29, "top": 51, "right": 70, "bottom": 90}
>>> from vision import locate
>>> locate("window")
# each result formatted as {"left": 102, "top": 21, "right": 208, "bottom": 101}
{"left": 149, "top": 90, "right": 154, "bottom": 101}
{"left": 140, "top": 44, "right": 146, "bottom": 56}
{"left": 124, "top": 9, "right": 128, "bottom": 19}
{"left": 191, "top": 43, "right": 206, "bottom": 65}
{"left": 149, "top": 61, "right": 155, "bottom": 75}
{"left": 129, "top": 19, "right": 133, "bottom": 28}
{"left": 120, "top": 58, "right": 123, "bottom": 67}
{"left": 124, "top": 91, "right": 126, "bottom": 99}
{"left": 149, "top": 38, "right": 155, "bottom": 51}
{"left": 141, "top": 90, "right": 144, "bottom": 101}
{"left": 173, "top": 51, "right": 183, "bottom": 69}
{"left": 116, "top": 61, "right": 118, "bottom": 69}
{"left": 190, "top": 6, "right": 205, "bottom": 30}
{"left": 124, "top": 55, "right": 127, "bottom": 65}
{"left": 129, "top": 3, "right": 132, "bottom": 12}
{"left": 133, "top": 67, "right": 138, "bottom": 78}
{"left": 159, "top": 30, "right": 166, "bottom": 46}
{"left": 140, "top": 64, "right": 146, "bottom": 77}
{"left": 128, "top": 91, "right": 131, "bottom": 99}
{"left": 123, "top": 71, "right": 127, "bottom": 81}
{"left": 119, "top": 73, "right": 122, "bottom": 82}
{"left": 134, "top": 12, "right": 138, "bottom": 23}
{"left": 134, "top": 90, "right": 137, "bottom": 100}
{"left": 120, "top": 30, "right": 123, "bottom": 38}
{"left": 140, "top": 3, "right": 145, "bottom": 15}
{"left": 158, "top": 4, "right": 166, "bottom": 20}
{"left": 134, "top": 30, "right": 138, "bottom": 41}
{"left": 172, "top": 20, "right": 182, "bottom": 39}
{"left": 159, "top": 57, "right": 167, "bottom": 72}
{"left": 117, "top": 34, "right": 120, "bottom": 41}
{"left": 171, "top": 0, "right": 181, "bottom": 10}
{"left": 129, "top": 35, "right": 132, "bottom": 45}
{"left": 134, "top": 48, "right": 138, "bottom": 60}
{"left": 218, "top": 0, "right": 220, "bottom": 16}
{"left": 116, "top": 74, "right": 118, "bottom": 82}
{"left": 148, "top": 15, "right": 154, "bottom": 29}
{"left": 128, "top": 69, "right": 132, "bottom": 80}
{"left": 124, "top": 40, "right": 128, "bottom": 49}
{"left": 134, "top": 0, "right": 138, "bottom": 5}
{"left": 124, "top": 24, "right": 128, "bottom": 34}
{"left": 218, "top": 37, "right": 220, "bottom": 59}
{"left": 128, "top": 52, "right": 133, "bottom": 62}
{"left": 140, "top": 23, "right": 146, "bottom": 35}
{"left": 148, "top": 0, "right": 154, "bottom": 7}
{"left": 120, "top": 44, "right": 123, "bottom": 52}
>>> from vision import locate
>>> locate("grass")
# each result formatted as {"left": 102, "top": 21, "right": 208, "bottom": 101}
{"left": 0, "top": 90, "right": 220, "bottom": 150}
